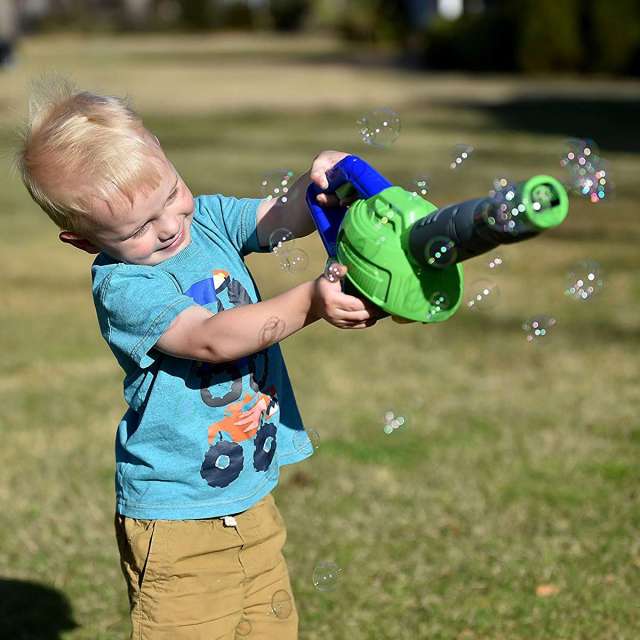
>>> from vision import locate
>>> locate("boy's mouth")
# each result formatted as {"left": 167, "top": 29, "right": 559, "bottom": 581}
{"left": 162, "top": 224, "right": 184, "bottom": 251}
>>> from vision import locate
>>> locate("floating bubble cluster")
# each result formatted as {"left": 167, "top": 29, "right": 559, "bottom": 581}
{"left": 482, "top": 177, "right": 524, "bottom": 234}
{"left": 357, "top": 107, "right": 401, "bottom": 148}
{"left": 261, "top": 169, "right": 294, "bottom": 203}
{"left": 383, "top": 410, "right": 406, "bottom": 435}
{"left": 312, "top": 561, "right": 343, "bottom": 592}
{"left": 522, "top": 315, "right": 557, "bottom": 343}
{"left": 323, "top": 260, "right": 344, "bottom": 283}
{"left": 279, "top": 250, "right": 309, "bottom": 273}
{"left": 466, "top": 279, "right": 500, "bottom": 311}
{"left": 411, "top": 176, "right": 430, "bottom": 197}
{"left": 269, "top": 228, "right": 295, "bottom": 254}
{"left": 565, "top": 260, "right": 604, "bottom": 301}
{"left": 271, "top": 590, "right": 293, "bottom": 618}
{"left": 488, "top": 255, "right": 504, "bottom": 270}
{"left": 450, "top": 143, "right": 474, "bottom": 170}
{"left": 425, "top": 236, "right": 457, "bottom": 269}
{"left": 560, "top": 138, "right": 612, "bottom": 203}
{"left": 268, "top": 227, "right": 308, "bottom": 273}
{"left": 427, "top": 291, "right": 451, "bottom": 320}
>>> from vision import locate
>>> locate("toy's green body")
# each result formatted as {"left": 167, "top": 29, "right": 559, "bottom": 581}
{"left": 337, "top": 187, "right": 463, "bottom": 322}
{"left": 336, "top": 176, "right": 568, "bottom": 323}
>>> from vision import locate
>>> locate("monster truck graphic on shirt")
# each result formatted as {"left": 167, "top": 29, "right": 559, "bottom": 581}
{"left": 184, "top": 269, "right": 279, "bottom": 488}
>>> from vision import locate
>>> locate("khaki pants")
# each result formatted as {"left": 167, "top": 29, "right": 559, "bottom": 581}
{"left": 115, "top": 493, "right": 298, "bottom": 639}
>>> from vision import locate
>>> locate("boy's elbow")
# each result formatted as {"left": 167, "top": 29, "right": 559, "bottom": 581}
{"left": 193, "top": 341, "right": 224, "bottom": 364}
{"left": 194, "top": 332, "right": 236, "bottom": 364}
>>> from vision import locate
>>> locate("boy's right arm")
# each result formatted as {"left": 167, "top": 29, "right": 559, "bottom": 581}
{"left": 155, "top": 265, "right": 384, "bottom": 364}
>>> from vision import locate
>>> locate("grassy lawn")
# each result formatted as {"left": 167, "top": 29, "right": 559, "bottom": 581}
{"left": 1, "top": 33, "right": 639, "bottom": 639}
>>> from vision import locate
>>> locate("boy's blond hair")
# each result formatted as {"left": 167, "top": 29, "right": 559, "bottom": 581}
{"left": 17, "top": 77, "right": 162, "bottom": 234}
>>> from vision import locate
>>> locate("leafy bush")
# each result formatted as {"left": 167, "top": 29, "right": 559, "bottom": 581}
{"left": 418, "top": 0, "right": 640, "bottom": 75}
{"left": 269, "top": 0, "right": 310, "bottom": 32}
{"left": 516, "top": 0, "right": 583, "bottom": 73}
{"left": 584, "top": 0, "right": 640, "bottom": 73}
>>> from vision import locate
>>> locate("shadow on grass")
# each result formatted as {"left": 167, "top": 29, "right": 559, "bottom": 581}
{"left": 443, "top": 95, "right": 640, "bottom": 154}
{"left": 0, "top": 578, "right": 77, "bottom": 639}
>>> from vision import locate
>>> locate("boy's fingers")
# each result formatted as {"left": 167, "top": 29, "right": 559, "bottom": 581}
{"left": 335, "top": 293, "right": 367, "bottom": 312}
{"left": 316, "top": 193, "right": 338, "bottom": 206}
{"left": 310, "top": 168, "right": 329, "bottom": 190}
{"left": 366, "top": 304, "right": 389, "bottom": 319}
{"left": 338, "top": 308, "right": 374, "bottom": 323}
{"left": 316, "top": 193, "right": 358, "bottom": 207}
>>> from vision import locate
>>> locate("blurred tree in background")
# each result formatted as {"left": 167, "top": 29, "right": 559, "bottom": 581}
{"left": 419, "top": 0, "right": 640, "bottom": 75}
{"left": 11, "top": 0, "right": 640, "bottom": 75}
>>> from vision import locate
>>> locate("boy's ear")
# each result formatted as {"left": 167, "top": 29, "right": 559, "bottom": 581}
{"left": 58, "top": 231, "right": 101, "bottom": 254}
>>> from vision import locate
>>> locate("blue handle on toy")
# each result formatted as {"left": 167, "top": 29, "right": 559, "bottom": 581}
{"left": 306, "top": 155, "right": 393, "bottom": 257}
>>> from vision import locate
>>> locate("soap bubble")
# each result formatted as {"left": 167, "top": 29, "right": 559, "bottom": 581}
{"left": 522, "top": 315, "right": 556, "bottom": 343}
{"left": 566, "top": 159, "right": 613, "bottom": 203}
{"left": 266, "top": 462, "right": 278, "bottom": 482}
{"left": 383, "top": 411, "right": 406, "bottom": 434}
{"left": 561, "top": 138, "right": 613, "bottom": 203}
{"left": 279, "top": 248, "right": 309, "bottom": 273}
{"left": 425, "top": 236, "right": 457, "bottom": 269}
{"left": 357, "top": 107, "right": 401, "bottom": 148}
{"left": 271, "top": 590, "right": 293, "bottom": 618}
{"left": 449, "top": 143, "right": 474, "bottom": 170}
{"left": 312, "top": 561, "right": 343, "bottom": 592}
{"left": 483, "top": 178, "right": 523, "bottom": 234}
{"left": 293, "top": 427, "right": 320, "bottom": 454}
{"left": 426, "top": 291, "right": 451, "bottom": 320}
{"left": 324, "top": 260, "right": 344, "bottom": 283}
{"left": 269, "top": 228, "right": 296, "bottom": 255}
{"left": 307, "top": 427, "right": 320, "bottom": 449}
{"left": 261, "top": 169, "right": 295, "bottom": 203}
{"left": 236, "top": 618, "right": 252, "bottom": 636}
{"left": 411, "top": 176, "right": 430, "bottom": 197}
{"left": 488, "top": 255, "right": 504, "bottom": 270}
{"left": 560, "top": 138, "right": 600, "bottom": 169}
{"left": 565, "top": 260, "right": 604, "bottom": 301}
{"left": 429, "top": 291, "right": 451, "bottom": 311}
{"left": 466, "top": 279, "right": 500, "bottom": 311}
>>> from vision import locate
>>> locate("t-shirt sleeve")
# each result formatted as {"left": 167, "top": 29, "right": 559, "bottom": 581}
{"left": 94, "top": 265, "right": 197, "bottom": 369}
{"left": 197, "top": 194, "right": 269, "bottom": 256}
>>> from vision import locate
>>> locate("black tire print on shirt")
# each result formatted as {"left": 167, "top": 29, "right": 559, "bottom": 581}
{"left": 198, "top": 275, "right": 276, "bottom": 489}
{"left": 200, "top": 438, "right": 244, "bottom": 489}
{"left": 253, "top": 421, "right": 277, "bottom": 471}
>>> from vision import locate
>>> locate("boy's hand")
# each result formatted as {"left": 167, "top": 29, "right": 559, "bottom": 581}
{"left": 310, "top": 150, "right": 358, "bottom": 208}
{"left": 311, "top": 263, "right": 386, "bottom": 329}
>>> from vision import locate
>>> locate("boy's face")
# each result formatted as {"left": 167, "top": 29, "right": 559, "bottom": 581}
{"left": 60, "top": 144, "right": 195, "bottom": 266}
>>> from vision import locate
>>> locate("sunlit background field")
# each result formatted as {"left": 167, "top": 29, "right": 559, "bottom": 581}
{"left": 1, "top": 33, "right": 639, "bottom": 639}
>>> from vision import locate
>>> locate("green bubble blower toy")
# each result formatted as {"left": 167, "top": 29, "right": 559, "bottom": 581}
{"left": 306, "top": 156, "right": 569, "bottom": 323}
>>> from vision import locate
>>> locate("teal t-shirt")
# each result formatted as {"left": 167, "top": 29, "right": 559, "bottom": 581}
{"left": 91, "top": 194, "right": 312, "bottom": 520}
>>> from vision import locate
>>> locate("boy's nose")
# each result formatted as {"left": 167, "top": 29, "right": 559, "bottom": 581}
{"left": 158, "top": 217, "right": 181, "bottom": 241}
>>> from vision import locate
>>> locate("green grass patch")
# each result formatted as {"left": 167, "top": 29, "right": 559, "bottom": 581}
{"left": 0, "top": 32, "right": 639, "bottom": 640}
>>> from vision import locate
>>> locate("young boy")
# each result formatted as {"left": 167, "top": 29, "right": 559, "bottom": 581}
{"left": 17, "top": 82, "right": 383, "bottom": 639}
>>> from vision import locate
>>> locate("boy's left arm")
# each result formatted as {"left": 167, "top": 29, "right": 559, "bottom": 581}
{"left": 256, "top": 150, "right": 350, "bottom": 248}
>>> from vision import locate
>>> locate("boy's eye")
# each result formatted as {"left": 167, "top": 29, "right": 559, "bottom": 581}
{"left": 131, "top": 222, "right": 149, "bottom": 239}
